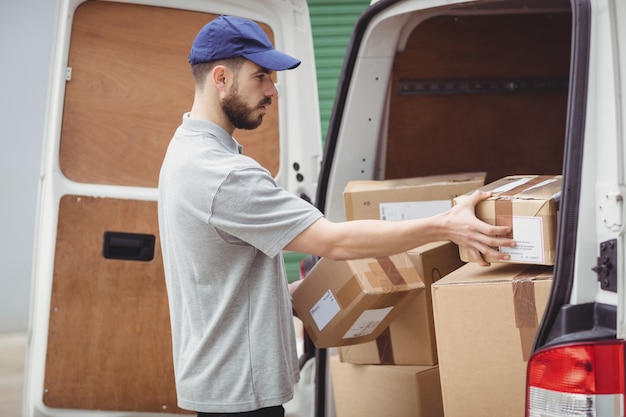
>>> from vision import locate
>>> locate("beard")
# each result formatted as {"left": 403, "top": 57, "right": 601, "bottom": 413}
{"left": 221, "top": 84, "right": 272, "bottom": 130}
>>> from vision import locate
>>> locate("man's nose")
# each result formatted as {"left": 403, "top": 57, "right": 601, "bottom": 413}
{"left": 267, "top": 81, "right": 279, "bottom": 97}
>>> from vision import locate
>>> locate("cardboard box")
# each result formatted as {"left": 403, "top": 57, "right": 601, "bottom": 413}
{"left": 455, "top": 174, "right": 562, "bottom": 265}
{"left": 432, "top": 262, "right": 553, "bottom": 417}
{"left": 343, "top": 172, "right": 486, "bottom": 221}
{"left": 330, "top": 354, "right": 444, "bottom": 417}
{"left": 338, "top": 240, "right": 464, "bottom": 365}
{"left": 292, "top": 253, "right": 424, "bottom": 348}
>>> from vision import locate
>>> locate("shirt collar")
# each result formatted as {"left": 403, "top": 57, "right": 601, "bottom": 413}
{"left": 181, "top": 112, "right": 243, "bottom": 154}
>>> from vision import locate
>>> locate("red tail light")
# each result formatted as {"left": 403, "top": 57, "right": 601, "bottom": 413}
{"left": 526, "top": 340, "right": 626, "bottom": 416}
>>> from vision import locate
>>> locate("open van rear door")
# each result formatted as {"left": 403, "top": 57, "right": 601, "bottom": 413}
{"left": 24, "top": 1, "right": 321, "bottom": 416}
{"left": 526, "top": 1, "right": 626, "bottom": 415}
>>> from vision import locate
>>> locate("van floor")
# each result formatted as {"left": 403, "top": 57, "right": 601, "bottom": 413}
{"left": 0, "top": 331, "right": 27, "bottom": 416}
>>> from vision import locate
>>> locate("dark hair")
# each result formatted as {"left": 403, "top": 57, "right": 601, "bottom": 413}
{"left": 190, "top": 56, "right": 247, "bottom": 88}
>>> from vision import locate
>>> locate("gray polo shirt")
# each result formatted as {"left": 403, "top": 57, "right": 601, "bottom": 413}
{"left": 158, "top": 114, "right": 323, "bottom": 413}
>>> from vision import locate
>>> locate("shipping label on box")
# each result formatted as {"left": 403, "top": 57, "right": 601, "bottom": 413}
{"left": 343, "top": 172, "right": 486, "bottom": 221}
{"left": 342, "top": 306, "right": 394, "bottom": 338}
{"left": 380, "top": 200, "right": 452, "bottom": 221}
{"left": 292, "top": 253, "right": 425, "bottom": 348}
{"left": 309, "top": 289, "right": 341, "bottom": 331}
{"left": 455, "top": 175, "right": 562, "bottom": 265}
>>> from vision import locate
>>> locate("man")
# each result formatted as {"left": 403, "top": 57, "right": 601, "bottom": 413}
{"left": 158, "top": 15, "right": 514, "bottom": 417}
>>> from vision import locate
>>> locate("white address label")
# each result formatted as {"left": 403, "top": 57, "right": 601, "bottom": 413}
{"left": 310, "top": 289, "right": 341, "bottom": 331}
{"left": 379, "top": 200, "right": 451, "bottom": 221}
{"left": 343, "top": 307, "right": 394, "bottom": 339}
{"left": 500, "top": 216, "right": 545, "bottom": 263}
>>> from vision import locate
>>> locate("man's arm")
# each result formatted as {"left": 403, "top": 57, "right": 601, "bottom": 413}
{"left": 285, "top": 190, "right": 514, "bottom": 266}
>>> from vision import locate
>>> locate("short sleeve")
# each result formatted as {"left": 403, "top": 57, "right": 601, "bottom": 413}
{"left": 209, "top": 167, "right": 323, "bottom": 258}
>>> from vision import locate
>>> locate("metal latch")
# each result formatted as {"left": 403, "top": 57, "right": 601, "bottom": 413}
{"left": 592, "top": 239, "right": 617, "bottom": 292}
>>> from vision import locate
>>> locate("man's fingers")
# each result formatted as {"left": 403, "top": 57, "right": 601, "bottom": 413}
{"left": 288, "top": 279, "right": 303, "bottom": 296}
{"left": 484, "top": 245, "right": 511, "bottom": 261}
{"left": 455, "top": 189, "right": 517, "bottom": 265}
{"left": 466, "top": 234, "right": 513, "bottom": 265}
{"left": 466, "top": 247, "right": 490, "bottom": 266}
{"left": 489, "top": 235, "right": 516, "bottom": 248}
{"left": 467, "top": 190, "right": 492, "bottom": 206}
{"left": 490, "top": 225, "right": 513, "bottom": 238}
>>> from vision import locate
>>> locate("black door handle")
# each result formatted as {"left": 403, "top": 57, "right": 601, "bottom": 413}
{"left": 103, "top": 231, "right": 155, "bottom": 261}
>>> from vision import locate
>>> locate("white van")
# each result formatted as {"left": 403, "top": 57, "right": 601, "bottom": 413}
{"left": 26, "top": 0, "right": 626, "bottom": 416}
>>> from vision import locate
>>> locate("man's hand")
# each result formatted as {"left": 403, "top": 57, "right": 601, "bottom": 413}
{"left": 441, "top": 190, "right": 516, "bottom": 266}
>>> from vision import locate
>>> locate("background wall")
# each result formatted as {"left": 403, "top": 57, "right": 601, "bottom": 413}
{"left": 0, "top": 0, "right": 57, "bottom": 333}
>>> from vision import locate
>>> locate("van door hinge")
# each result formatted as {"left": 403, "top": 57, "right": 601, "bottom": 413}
{"left": 592, "top": 239, "right": 617, "bottom": 292}
{"left": 599, "top": 191, "right": 623, "bottom": 231}
{"left": 66, "top": 67, "right": 72, "bottom": 81}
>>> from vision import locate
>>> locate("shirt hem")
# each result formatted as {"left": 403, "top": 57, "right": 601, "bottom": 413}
{"left": 178, "top": 391, "right": 294, "bottom": 413}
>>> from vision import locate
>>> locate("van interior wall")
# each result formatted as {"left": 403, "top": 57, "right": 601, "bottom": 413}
{"left": 385, "top": 12, "right": 572, "bottom": 183}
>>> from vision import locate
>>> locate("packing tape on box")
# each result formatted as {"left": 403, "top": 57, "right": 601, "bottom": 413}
{"left": 337, "top": 256, "right": 409, "bottom": 307}
{"left": 375, "top": 327, "right": 395, "bottom": 364}
{"left": 494, "top": 175, "right": 553, "bottom": 236}
{"left": 512, "top": 265, "right": 552, "bottom": 361}
{"left": 374, "top": 256, "right": 409, "bottom": 285}
{"left": 369, "top": 256, "right": 414, "bottom": 362}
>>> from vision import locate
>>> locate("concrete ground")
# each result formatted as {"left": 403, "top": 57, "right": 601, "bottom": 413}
{"left": 0, "top": 331, "right": 27, "bottom": 417}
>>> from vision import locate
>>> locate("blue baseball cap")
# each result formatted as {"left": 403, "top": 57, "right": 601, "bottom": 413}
{"left": 188, "top": 15, "right": 301, "bottom": 71}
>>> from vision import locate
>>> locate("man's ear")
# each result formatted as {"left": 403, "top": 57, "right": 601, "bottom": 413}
{"left": 211, "top": 65, "right": 229, "bottom": 92}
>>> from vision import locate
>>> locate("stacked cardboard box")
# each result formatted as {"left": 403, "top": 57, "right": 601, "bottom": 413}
{"left": 338, "top": 240, "right": 463, "bottom": 366}
{"left": 454, "top": 174, "right": 562, "bottom": 265}
{"left": 330, "top": 355, "right": 444, "bottom": 417}
{"left": 344, "top": 172, "right": 486, "bottom": 221}
{"left": 432, "top": 262, "right": 553, "bottom": 417}
{"left": 329, "top": 173, "right": 486, "bottom": 417}
{"left": 432, "top": 174, "right": 560, "bottom": 417}
{"left": 329, "top": 241, "right": 464, "bottom": 417}
{"left": 291, "top": 252, "right": 425, "bottom": 348}
{"left": 298, "top": 173, "right": 560, "bottom": 417}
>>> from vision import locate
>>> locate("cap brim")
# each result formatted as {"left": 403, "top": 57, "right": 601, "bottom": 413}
{"left": 243, "top": 49, "right": 301, "bottom": 71}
